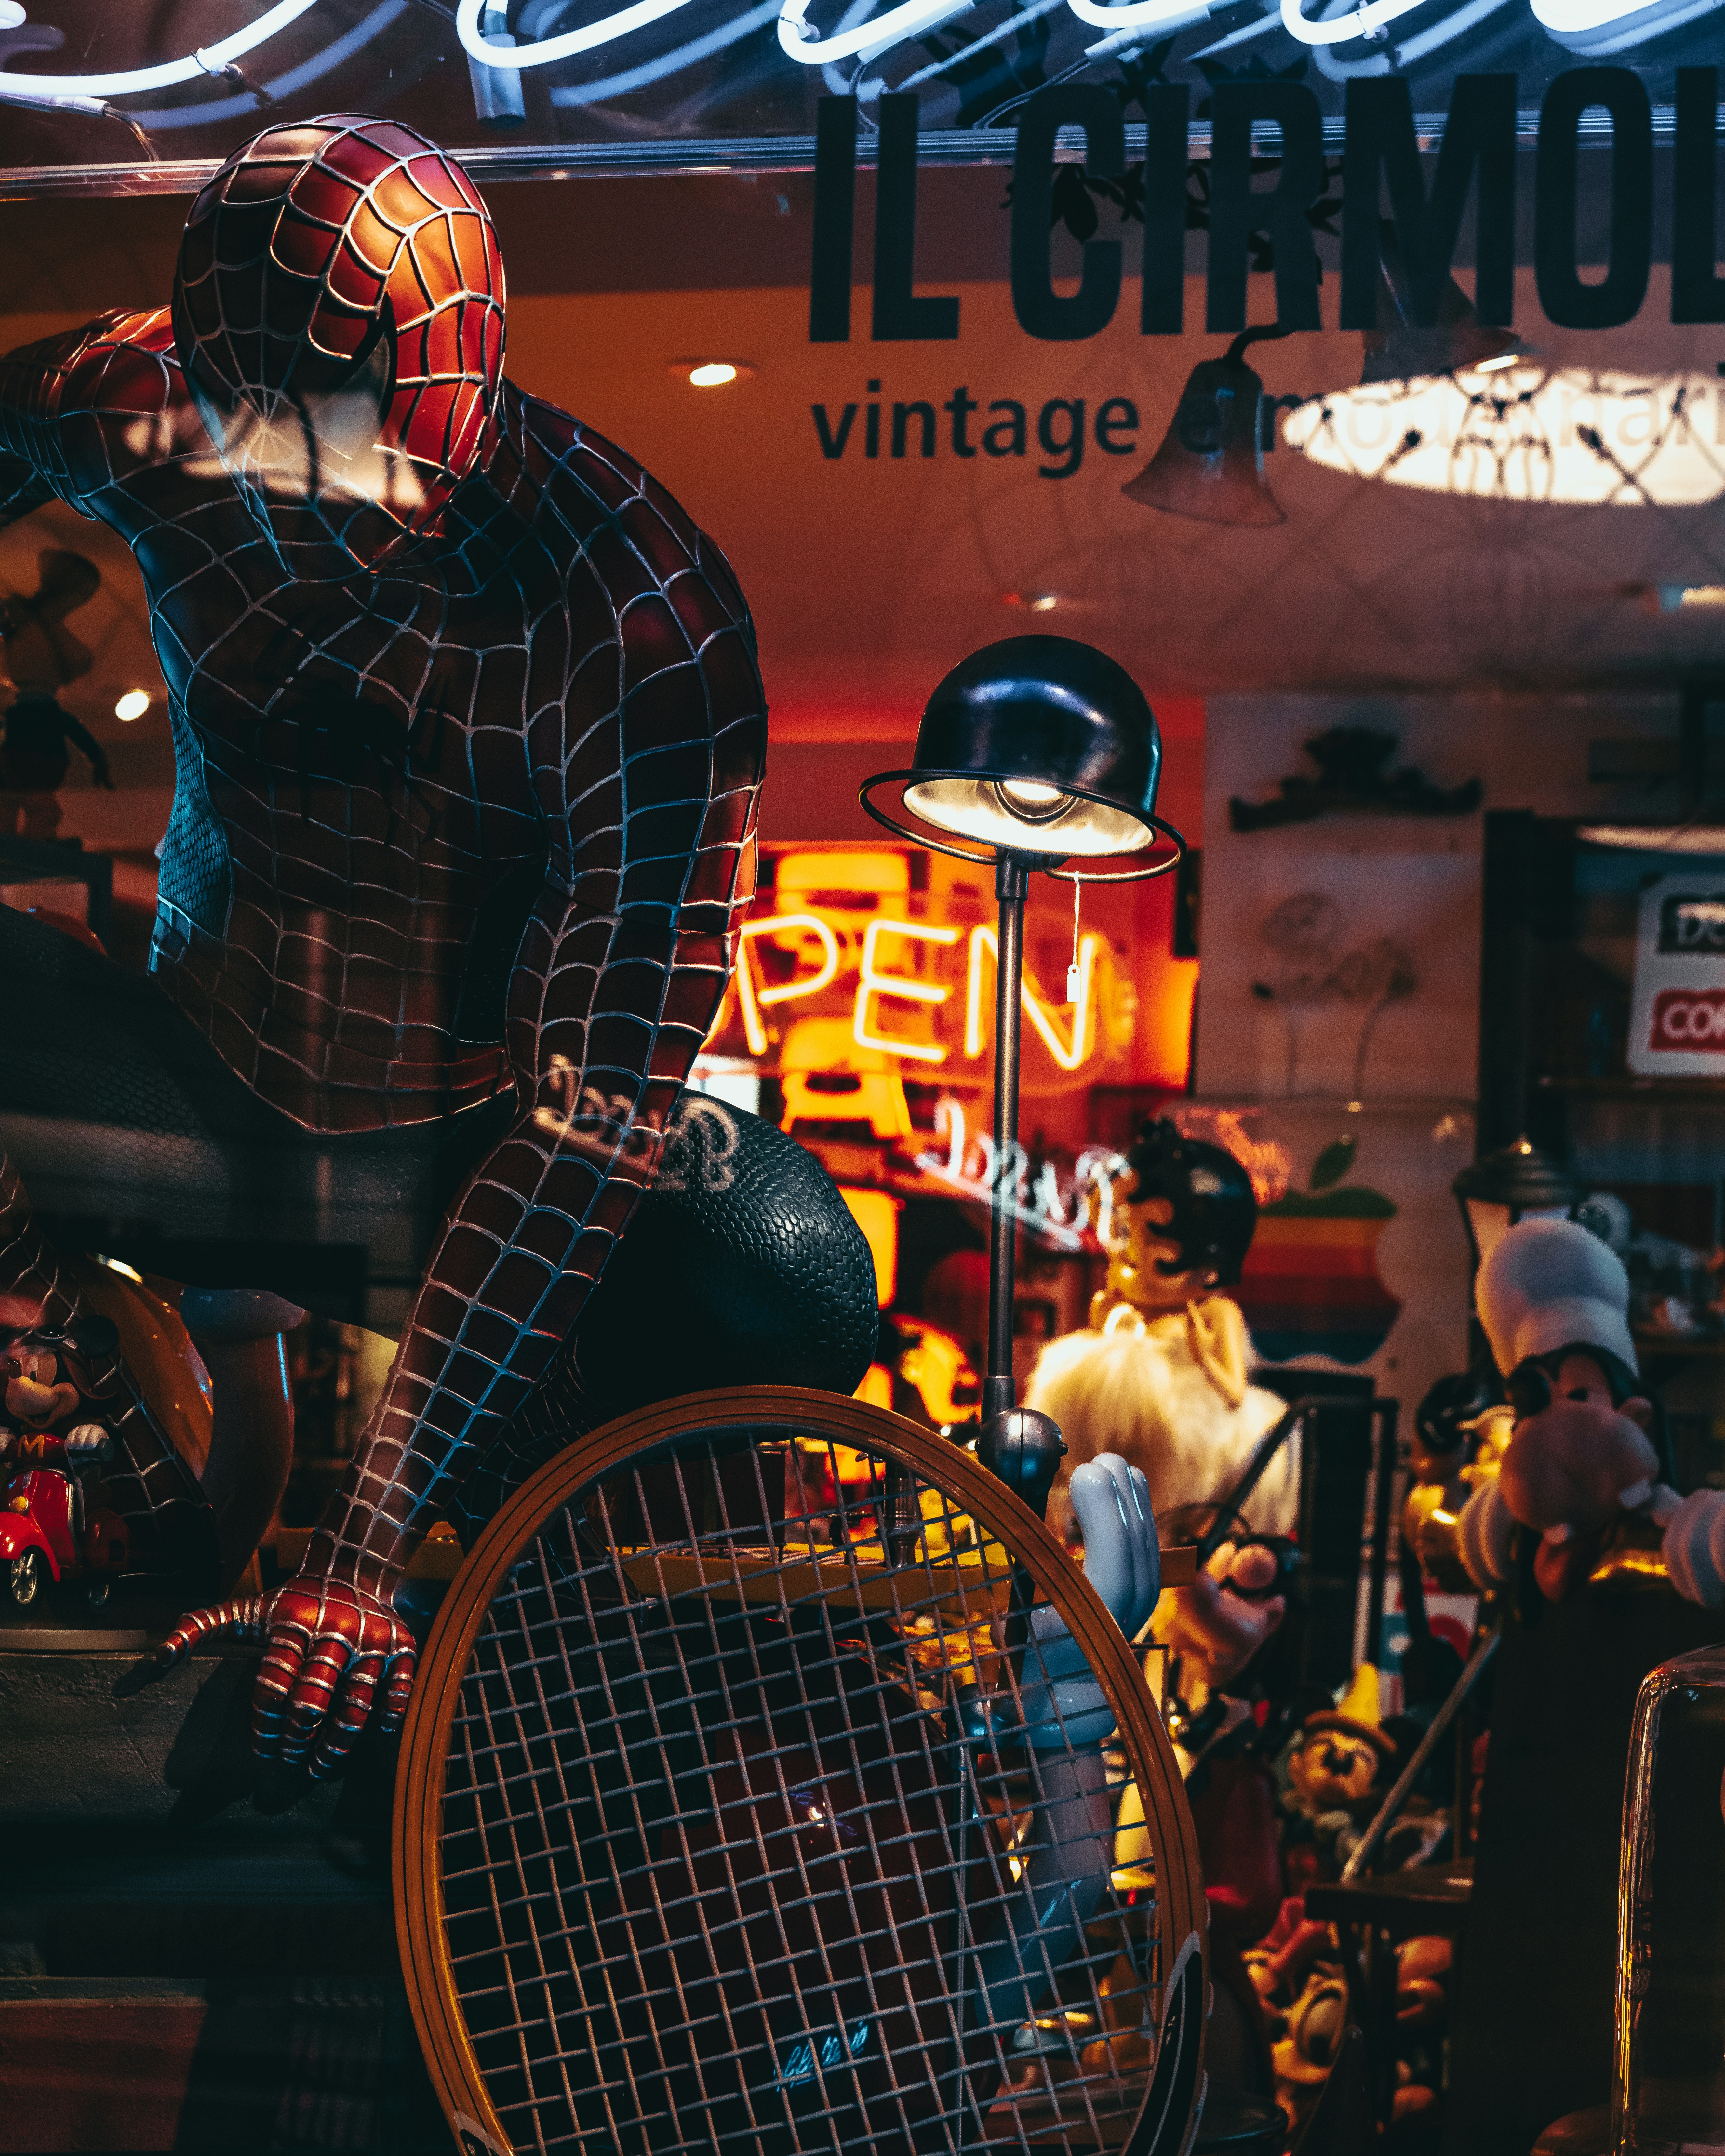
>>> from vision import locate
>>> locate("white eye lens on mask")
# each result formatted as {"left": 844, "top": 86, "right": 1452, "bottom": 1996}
{"left": 305, "top": 332, "right": 394, "bottom": 466}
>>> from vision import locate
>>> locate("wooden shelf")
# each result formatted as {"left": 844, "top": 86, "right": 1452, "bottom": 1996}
{"left": 1536, "top": 1076, "right": 1725, "bottom": 1106}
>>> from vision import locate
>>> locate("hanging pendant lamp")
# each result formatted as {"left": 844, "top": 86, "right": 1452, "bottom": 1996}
{"left": 1122, "top": 325, "right": 1291, "bottom": 528}
{"left": 1360, "top": 220, "right": 1520, "bottom": 385}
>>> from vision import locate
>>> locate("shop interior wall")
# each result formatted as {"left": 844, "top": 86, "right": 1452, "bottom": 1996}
{"left": 1199, "top": 688, "right": 1685, "bottom": 1412}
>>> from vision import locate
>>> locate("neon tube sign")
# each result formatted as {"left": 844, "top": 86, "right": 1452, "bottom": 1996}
{"left": 711, "top": 911, "right": 1122, "bottom": 1076}
{"left": 915, "top": 1097, "right": 1127, "bottom": 1249}
{"left": 854, "top": 920, "right": 961, "bottom": 1065}
{"left": 0, "top": 0, "right": 321, "bottom": 102}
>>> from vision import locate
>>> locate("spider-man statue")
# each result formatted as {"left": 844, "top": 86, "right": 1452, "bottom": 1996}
{"left": 0, "top": 115, "right": 785, "bottom": 1779}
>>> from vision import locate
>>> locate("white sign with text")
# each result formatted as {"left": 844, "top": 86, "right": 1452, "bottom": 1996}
{"left": 1629, "top": 873, "right": 1725, "bottom": 1077}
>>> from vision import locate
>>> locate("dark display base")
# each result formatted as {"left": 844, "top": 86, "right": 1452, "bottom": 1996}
{"left": 0, "top": 1648, "right": 446, "bottom": 2153}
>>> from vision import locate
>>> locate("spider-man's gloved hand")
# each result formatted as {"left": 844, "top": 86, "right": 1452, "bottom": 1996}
{"left": 115, "top": 1575, "right": 415, "bottom": 1781}
{"left": 1018, "top": 1452, "right": 1159, "bottom": 1750}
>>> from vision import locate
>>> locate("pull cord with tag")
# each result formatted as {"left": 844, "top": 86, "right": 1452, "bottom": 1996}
{"left": 1067, "top": 875, "right": 1082, "bottom": 1003}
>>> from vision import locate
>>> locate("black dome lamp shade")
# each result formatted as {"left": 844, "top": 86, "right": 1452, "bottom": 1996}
{"left": 861, "top": 636, "right": 1185, "bottom": 1448}
{"left": 860, "top": 634, "right": 1184, "bottom": 884}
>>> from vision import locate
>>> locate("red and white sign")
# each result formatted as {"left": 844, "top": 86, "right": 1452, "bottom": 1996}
{"left": 1630, "top": 875, "right": 1725, "bottom": 1076}
{"left": 1648, "top": 987, "right": 1725, "bottom": 1054}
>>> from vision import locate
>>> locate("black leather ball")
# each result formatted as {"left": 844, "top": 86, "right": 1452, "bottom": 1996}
{"left": 573, "top": 1101, "right": 880, "bottom": 1417}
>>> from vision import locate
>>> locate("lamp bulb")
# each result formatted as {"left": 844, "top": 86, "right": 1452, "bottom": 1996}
{"left": 994, "top": 778, "right": 1073, "bottom": 825}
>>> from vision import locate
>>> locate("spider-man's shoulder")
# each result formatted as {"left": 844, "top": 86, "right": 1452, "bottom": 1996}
{"left": 512, "top": 389, "right": 706, "bottom": 544}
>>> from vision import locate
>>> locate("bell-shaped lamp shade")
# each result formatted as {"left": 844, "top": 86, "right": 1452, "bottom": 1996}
{"left": 1360, "top": 220, "right": 1519, "bottom": 385}
{"left": 1122, "top": 335, "right": 1285, "bottom": 528}
{"left": 1451, "top": 1135, "right": 1580, "bottom": 1269}
{"left": 860, "top": 635, "right": 1183, "bottom": 879}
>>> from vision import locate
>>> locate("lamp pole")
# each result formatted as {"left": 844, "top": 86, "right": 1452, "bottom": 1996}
{"left": 856, "top": 636, "right": 1186, "bottom": 1520}
{"left": 973, "top": 848, "right": 1068, "bottom": 1532}
{"left": 984, "top": 851, "right": 1030, "bottom": 1424}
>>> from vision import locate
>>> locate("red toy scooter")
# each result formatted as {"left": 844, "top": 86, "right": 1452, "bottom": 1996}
{"left": 0, "top": 1429, "right": 129, "bottom": 1612}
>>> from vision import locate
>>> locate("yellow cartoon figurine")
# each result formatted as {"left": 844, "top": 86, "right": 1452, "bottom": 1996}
{"left": 1278, "top": 1664, "right": 1398, "bottom": 1887}
{"left": 1026, "top": 1117, "right": 1293, "bottom": 1548}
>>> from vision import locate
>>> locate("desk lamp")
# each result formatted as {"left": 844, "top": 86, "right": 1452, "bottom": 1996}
{"left": 861, "top": 636, "right": 1184, "bottom": 1511}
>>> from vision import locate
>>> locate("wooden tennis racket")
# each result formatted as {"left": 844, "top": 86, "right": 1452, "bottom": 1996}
{"left": 395, "top": 1387, "right": 1207, "bottom": 2156}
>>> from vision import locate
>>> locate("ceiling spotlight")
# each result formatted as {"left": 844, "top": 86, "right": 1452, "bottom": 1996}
{"left": 114, "top": 690, "right": 151, "bottom": 721}
{"left": 1002, "top": 592, "right": 1059, "bottom": 612}
{"left": 671, "top": 360, "right": 756, "bottom": 387}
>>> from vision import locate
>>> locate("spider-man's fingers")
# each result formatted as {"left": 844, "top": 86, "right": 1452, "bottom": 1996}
{"left": 309, "top": 1649, "right": 383, "bottom": 1781}
{"left": 111, "top": 1595, "right": 270, "bottom": 1699}
{"left": 375, "top": 1642, "right": 416, "bottom": 1743}
{"left": 251, "top": 1614, "right": 310, "bottom": 1762}
{"left": 278, "top": 1630, "right": 355, "bottom": 1771}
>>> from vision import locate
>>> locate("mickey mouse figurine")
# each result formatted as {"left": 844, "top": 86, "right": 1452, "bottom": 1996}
{"left": 0, "top": 1296, "right": 113, "bottom": 1463}
{"left": 1454, "top": 1220, "right": 1674, "bottom": 1604}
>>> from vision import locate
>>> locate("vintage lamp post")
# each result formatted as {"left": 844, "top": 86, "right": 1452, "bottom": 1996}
{"left": 1451, "top": 1135, "right": 1581, "bottom": 1275}
{"left": 861, "top": 636, "right": 1184, "bottom": 1511}
{"left": 1452, "top": 1135, "right": 1581, "bottom": 1378}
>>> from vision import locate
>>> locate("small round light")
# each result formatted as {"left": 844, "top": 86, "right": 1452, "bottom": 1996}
{"left": 670, "top": 357, "right": 756, "bottom": 386}
{"left": 114, "top": 690, "right": 151, "bottom": 722}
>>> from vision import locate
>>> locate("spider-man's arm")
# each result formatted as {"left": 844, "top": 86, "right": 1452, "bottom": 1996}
{"left": 0, "top": 311, "right": 186, "bottom": 526}
{"left": 0, "top": 330, "right": 81, "bottom": 524}
{"left": 125, "top": 454, "right": 768, "bottom": 1778}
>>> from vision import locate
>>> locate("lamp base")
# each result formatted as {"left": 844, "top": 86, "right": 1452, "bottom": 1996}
{"left": 976, "top": 1405, "right": 1067, "bottom": 1523}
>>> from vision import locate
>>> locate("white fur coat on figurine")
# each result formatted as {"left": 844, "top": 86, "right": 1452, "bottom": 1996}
{"left": 1025, "top": 1120, "right": 1298, "bottom": 1548}
{"left": 1027, "top": 1306, "right": 1296, "bottom": 1545}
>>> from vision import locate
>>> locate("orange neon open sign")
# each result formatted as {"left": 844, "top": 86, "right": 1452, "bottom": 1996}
{"left": 719, "top": 912, "right": 1109, "bottom": 1074}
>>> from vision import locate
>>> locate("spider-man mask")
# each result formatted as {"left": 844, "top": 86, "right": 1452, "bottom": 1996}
{"left": 172, "top": 114, "right": 506, "bottom": 575}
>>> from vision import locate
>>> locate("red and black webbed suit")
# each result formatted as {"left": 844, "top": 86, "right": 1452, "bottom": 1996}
{"left": 0, "top": 114, "right": 815, "bottom": 1777}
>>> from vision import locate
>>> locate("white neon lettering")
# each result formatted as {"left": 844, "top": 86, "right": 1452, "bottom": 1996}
{"left": 1279, "top": 0, "right": 1426, "bottom": 45}
{"left": 854, "top": 920, "right": 959, "bottom": 1065}
{"left": 776, "top": 0, "right": 976, "bottom": 66}
{"left": 910, "top": 1127, "right": 1086, "bottom": 1251}
{"left": 0, "top": 0, "right": 321, "bottom": 101}
{"left": 457, "top": 0, "right": 704, "bottom": 68}
{"left": 1528, "top": 0, "right": 1723, "bottom": 47}
{"left": 728, "top": 912, "right": 844, "bottom": 1056}
{"left": 752, "top": 915, "right": 842, "bottom": 1007}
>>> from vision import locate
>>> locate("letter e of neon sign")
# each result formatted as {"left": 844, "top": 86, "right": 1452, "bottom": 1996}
{"left": 854, "top": 920, "right": 960, "bottom": 1063}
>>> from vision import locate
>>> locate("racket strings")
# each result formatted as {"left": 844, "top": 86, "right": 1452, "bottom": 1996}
{"left": 438, "top": 1433, "right": 1159, "bottom": 2156}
